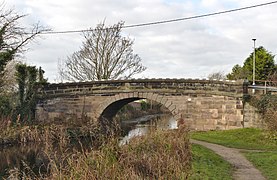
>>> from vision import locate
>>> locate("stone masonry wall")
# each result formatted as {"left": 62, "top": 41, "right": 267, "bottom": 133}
{"left": 36, "top": 93, "right": 247, "bottom": 130}
{"left": 166, "top": 95, "right": 244, "bottom": 130}
{"left": 36, "top": 95, "right": 107, "bottom": 124}
{"left": 243, "top": 102, "right": 264, "bottom": 128}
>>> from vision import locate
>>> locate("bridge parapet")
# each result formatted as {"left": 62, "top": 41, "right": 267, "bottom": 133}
{"left": 39, "top": 79, "right": 245, "bottom": 98}
{"left": 35, "top": 78, "right": 254, "bottom": 130}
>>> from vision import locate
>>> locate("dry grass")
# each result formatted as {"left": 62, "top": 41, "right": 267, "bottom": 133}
{"left": 3, "top": 118, "right": 191, "bottom": 179}
{"left": 47, "top": 128, "right": 191, "bottom": 179}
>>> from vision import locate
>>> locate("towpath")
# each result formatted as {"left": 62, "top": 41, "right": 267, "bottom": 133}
{"left": 191, "top": 139, "right": 266, "bottom": 180}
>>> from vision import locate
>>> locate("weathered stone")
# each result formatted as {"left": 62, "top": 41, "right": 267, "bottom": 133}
{"left": 36, "top": 79, "right": 263, "bottom": 131}
{"left": 210, "top": 109, "right": 219, "bottom": 119}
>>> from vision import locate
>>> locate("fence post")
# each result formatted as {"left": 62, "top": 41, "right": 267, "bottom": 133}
{"left": 243, "top": 79, "right": 249, "bottom": 95}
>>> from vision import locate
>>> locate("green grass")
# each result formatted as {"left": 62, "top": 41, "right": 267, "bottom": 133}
{"left": 191, "top": 128, "right": 277, "bottom": 180}
{"left": 190, "top": 128, "right": 277, "bottom": 150}
{"left": 189, "top": 144, "right": 233, "bottom": 180}
{"left": 244, "top": 151, "right": 277, "bottom": 180}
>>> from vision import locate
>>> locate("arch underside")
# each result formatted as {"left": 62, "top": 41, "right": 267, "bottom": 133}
{"left": 101, "top": 97, "right": 141, "bottom": 120}
{"left": 97, "top": 93, "right": 179, "bottom": 121}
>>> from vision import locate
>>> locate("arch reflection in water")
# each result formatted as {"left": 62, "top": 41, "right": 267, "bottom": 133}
{"left": 119, "top": 115, "right": 177, "bottom": 146}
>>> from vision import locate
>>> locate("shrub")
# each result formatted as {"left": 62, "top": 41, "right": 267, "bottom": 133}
{"left": 254, "top": 94, "right": 277, "bottom": 130}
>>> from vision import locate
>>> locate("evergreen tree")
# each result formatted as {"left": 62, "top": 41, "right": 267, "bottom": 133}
{"left": 227, "top": 46, "right": 276, "bottom": 81}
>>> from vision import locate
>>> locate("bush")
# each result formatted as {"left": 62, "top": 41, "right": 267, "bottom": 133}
{"left": 0, "top": 95, "right": 12, "bottom": 118}
{"left": 253, "top": 94, "right": 277, "bottom": 130}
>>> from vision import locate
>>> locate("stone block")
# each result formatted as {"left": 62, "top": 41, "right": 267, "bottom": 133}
{"left": 168, "top": 105, "right": 176, "bottom": 112}
{"left": 120, "top": 93, "right": 129, "bottom": 99}
{"left": 209, "top": 109, "right": 219, "bottom": 118}
{"left": 156, "top": 96, "right": 164, "bottom": 104}
{"left": 165, "top": 101, "right": 172, "bottom": 108}
{"left": 133, "top": 92, "right": 139, "bottom": 97}
{"left": 204, "top": 124, "right": 216, "bottom": 130}
{"left": 209, "top": 104, "right": 223, "bottom": 109}
{"left": 216, "top": 121, "right": 227, "bottom": 126}
{"left": 236, "top": 104, "right": 243, "bottom": 109}
{"left": 225, "top": 109, "right": 237, "bottom": 114}
{"left": 191, "top": 125, "right": 205, "bottom": 131}
{"left": 195, "top": 100, "right": 201, "bottom": 105}
{"left": 227, "top": 121, "right": 241, "bottom": 127}
{"left": 206, "top": 119, "right": 217, "bottom": 125}
{"left": 215, "top": 125, "right": 227, "bottom": 130}
{"left": 198, "top": 104, "right": 210, "bottom": 109}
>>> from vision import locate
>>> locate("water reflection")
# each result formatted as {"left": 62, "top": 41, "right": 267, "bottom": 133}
{"left": 120, "top": 114, "right": 177, "bottom": 145}
{"left": 0, "top": 144, "right": 49, "bottom": 179}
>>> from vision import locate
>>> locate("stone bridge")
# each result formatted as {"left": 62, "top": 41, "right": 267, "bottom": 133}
{"left": 36, "top": 78, "right": 261, "bottom": 130}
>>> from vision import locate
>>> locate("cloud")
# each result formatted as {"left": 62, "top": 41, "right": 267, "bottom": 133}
{"left": 4, "top": 0, "right": 277, "bottom": 82}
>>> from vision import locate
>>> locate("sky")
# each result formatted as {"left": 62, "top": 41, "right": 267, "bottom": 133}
{"left": 4, "top": 0, "right": 277, "bottom": 82}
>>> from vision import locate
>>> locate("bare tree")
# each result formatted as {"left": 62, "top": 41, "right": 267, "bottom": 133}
{"left": 208, "top": 71, "right": 226, "bottom": 80}
{"left": 268, "top": 71, "right": 277, "bottom": 86}
{"left": 59, "top": 21, "right": 146, "bottom": 81}
{"left": 0, "top": 3, "right": 49, "bottom": 90}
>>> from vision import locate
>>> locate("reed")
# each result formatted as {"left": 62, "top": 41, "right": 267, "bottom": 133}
{"left": 47, "top": 127, "right": 191, "bottom": 179}
{"left": 5, "top": 118, "right": 191, "bottom": 179}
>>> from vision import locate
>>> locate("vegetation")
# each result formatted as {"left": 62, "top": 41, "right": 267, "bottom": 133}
{"left": 5, "top": 128, "right": 191, "bottom": 179}
{"left": 246, "top": 94, "right": 277, "bottom": 130}
{"left": 189, "top": 144, "right": 233, "bottom": 180}
{"left": 191, "top": 128, "right": 277, "bottom": 150}
{"left": 14, "top": 64, "right": 47, "bottom": 123}
{"left": 255, "top": 95, "right": 277, "bottom": 130}
{"left": 0, "top": 3, "right": 48, "bottom": 125}
{"left": 191, "top": 128, "right": 277, "bottom": 180}
{"left": 0, "top": 63, "right": 47, "bottom": 125}
{"left": 59, "top": 21, "right": 146, "bottom": 81}
{"left": 244, "top": 152, "right": 277, "bottom": 180}
{"left": 227, "top": 46, "right": 276, "bottom": 81}
{"left": 0, "top": 3, "right": 47, "bottom": 88}
{"left": 207, "top": 71, "right": 226, "bottom": 80}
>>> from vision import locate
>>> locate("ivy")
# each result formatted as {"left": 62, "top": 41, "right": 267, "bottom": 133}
{"left": 15, "top": 64, "right": 47, "bottom": 123}
{"left": 256, "top": 94, "right": 277, "bottom": 114}
{"left": 246, "top": 94, "right": 277, "bottom": 130}
{"left": 0, "top": 95, "right": 12, "bottom": 117}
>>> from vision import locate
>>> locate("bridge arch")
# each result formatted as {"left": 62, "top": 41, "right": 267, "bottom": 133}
{"left": 95, "top": 92, "right": 180, "bottom": 121}
{"left": 36, "top": 79, "right": 252, "bottom": 130}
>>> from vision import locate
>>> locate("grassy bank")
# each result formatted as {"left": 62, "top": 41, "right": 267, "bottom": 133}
{"left": 244, "top": 151, "right": 277, "bottom": 180}
{"left": 189, "top": 144, "right": 233, "bottom": 180}
{"left": 191, "top": 128, "right": 277, "bottom": 180}
{"left": 191, "top": 128, "right": 277, "bottom": 150}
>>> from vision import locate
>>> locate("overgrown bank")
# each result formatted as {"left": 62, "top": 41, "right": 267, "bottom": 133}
{"left": 7, "top": 128, "right": 192, "bottom": 179}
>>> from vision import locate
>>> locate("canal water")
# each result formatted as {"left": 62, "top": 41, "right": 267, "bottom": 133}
{"left": 119, "top": 114, "right": 177, "bottom": 145}
{"left": 0, "top": 114, "right": 177, "bottom": 178}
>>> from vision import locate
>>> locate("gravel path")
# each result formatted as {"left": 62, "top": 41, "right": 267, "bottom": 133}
{"left": 191, "top": 139, "right": 266, "bottom": 180}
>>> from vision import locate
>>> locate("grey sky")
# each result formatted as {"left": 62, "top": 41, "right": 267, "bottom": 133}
{"left": 5, "top": 0, "right": 277, "bottom": 82}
